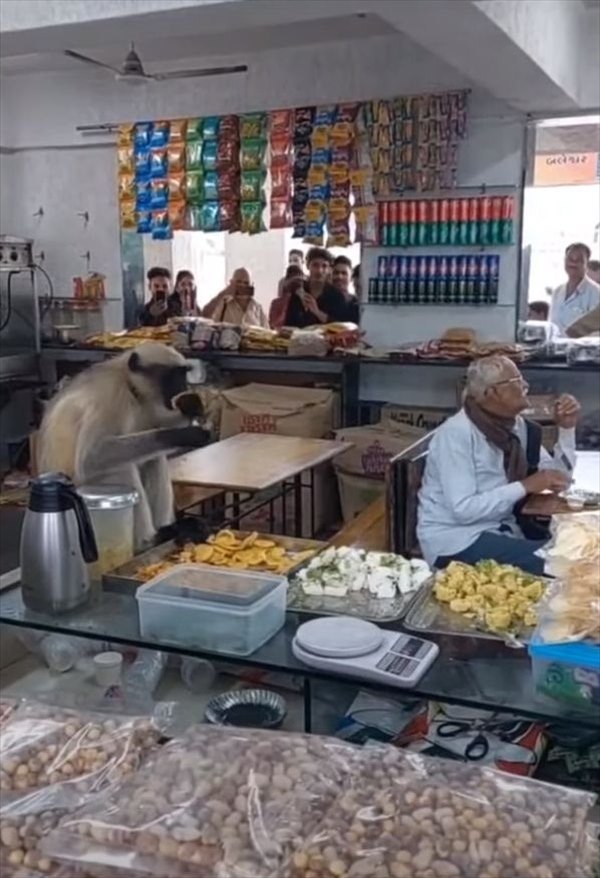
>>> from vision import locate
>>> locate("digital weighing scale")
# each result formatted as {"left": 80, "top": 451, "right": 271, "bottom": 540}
{"left": 292, "top": 616, "right": 439, "bottom": 688}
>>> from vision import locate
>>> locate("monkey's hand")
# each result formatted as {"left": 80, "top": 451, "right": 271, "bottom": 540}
{"left": 169, "top": 426, "right": 211, "bottom": 448}
{"left": 172, "top": 391, "right": 204, "bottom": 420}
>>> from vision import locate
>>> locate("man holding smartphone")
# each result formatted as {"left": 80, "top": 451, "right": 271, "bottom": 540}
{"left": 284, "top": 247, "right": 348, "bottom": 328}
{"left": 139, "top": 266, "right": 175, "bottom": 327}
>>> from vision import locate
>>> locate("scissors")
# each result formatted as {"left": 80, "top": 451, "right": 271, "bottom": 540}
{"left": 436, "top": 721, "right": 489, "bottom": 760}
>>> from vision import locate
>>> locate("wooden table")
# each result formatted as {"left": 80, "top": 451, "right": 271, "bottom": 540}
{"left": 170, "top": 433, "right": 349, "bottom": 537}
{"left": 522, "top": 450, "right": 600, "bottom": 516}
{"left": 331, "top": 495, "right": 387, "bottom": 551}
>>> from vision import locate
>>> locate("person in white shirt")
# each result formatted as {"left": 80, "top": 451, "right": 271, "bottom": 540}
{"left": 417, "top": 356, "right": 579, "bottom": 574}
{"left": 549, "top": 242, "right": 600, "bottom": 335}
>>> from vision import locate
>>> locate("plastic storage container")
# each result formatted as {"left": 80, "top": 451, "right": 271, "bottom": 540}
{"left": 136, "top": 565, "right": 287, "bottom": 656}
{"left": 80, "top": 485, "right": 139, "bottom": 581}
{"left": 529, "top": 635, "right": 600, "bottom": 713}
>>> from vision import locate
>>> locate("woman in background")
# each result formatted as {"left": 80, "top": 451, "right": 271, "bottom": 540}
{"left": 169, "top": 270, "right": 199, "bottom": 317}
{"left": 203, "top": 267, "right": 269, "bottom": 327}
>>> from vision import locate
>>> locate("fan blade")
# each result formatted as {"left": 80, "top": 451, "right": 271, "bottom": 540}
{"left": 151, "top": 64, "right": 247, "bottom": 81}
{"left": 64, "top": 50, "right": 121, "bottom": 74}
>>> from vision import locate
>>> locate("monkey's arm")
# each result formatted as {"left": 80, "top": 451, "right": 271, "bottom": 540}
{"left": 80, "top": 426, "right": 210, "bottom": 481}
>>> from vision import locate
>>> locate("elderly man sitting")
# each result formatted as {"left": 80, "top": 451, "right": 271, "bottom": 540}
{"left": 417, "top": 356, "right": 579, "bottom": 575}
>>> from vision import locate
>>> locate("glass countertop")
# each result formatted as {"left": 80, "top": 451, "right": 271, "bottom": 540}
{"left": 1, "top": 584, "right": 598, "bottom": 730}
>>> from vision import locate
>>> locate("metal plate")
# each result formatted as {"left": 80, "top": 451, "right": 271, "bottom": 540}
{"left": 286, "top": 577, "right": 423, "bottom": 623}
{"left": 403, "top": 575, "right": 543, "bottom": 644}
{"left": 103, "top": 532, "right": 326, "bottom": 594}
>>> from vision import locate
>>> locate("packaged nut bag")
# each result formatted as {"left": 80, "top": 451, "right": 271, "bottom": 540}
{"left": 42, "top": 726, "right": 596, "bottom": 878}
{"left": 0, "top": 700, "right": 17, "bottom": 729}
{"left": 0, "top": 701, "right": 162, "bottom": 805}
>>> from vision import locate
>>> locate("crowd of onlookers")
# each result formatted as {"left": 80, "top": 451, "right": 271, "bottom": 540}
{"left": 139, "top": 247, "right": 361, "bottom": 329}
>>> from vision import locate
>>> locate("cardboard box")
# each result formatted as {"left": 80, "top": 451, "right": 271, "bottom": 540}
{"left": 336, "top": 469, "right": 385, "bottom": 523}
{"left": 220, "top": 384, "right": 335, "bottom": 440}
{"left": 334, "top": 423, "right": 426, "bottom": 479}
{"left": 380, "top": 404, "right": 454, "bottom": 433}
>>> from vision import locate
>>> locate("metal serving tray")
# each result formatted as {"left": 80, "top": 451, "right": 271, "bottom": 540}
{"left": 286, "top": 576, "right": 424, "bottom": 624}
{"left": 403, "top": 575, "right": 541, "bottom": 644}
{"left": 103, "top": 532, "right": 326, "bottom": 594}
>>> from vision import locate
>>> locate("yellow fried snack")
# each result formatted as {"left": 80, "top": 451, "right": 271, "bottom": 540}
{"left": 434, "top": 560, "right": 545, "bottom": 634}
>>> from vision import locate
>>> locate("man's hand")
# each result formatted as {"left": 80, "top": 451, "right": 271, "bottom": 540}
{"left": 554, "top": 394, "right": 580, "bottom": 429}
{"left": 300, "top": 292, "right": 327, "bottom": 322}
{"left": 522, "top": 469, "right": 570, "bottom": 495}
{"left": 149, "top": 299, "right": 167, "bottom": 318}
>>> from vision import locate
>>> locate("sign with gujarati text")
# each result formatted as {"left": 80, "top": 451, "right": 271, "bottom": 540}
{"left": 534, "top": 151, "right": 599, "bottom": 186}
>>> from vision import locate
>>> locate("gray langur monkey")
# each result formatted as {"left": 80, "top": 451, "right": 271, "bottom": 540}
{"left": 38, "top": 342, "right": 209, "bottom": 549}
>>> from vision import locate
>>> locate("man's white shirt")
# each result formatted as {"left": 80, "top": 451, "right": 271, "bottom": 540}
{"left": 549, "top": 276, "right": 600, "bottom": 334}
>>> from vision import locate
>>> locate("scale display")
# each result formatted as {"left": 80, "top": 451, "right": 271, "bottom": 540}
{"left": 292, "top": 616, "right": 439, "bottom": 688}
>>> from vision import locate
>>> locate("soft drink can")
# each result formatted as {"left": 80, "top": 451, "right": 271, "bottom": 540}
{"left": 397, "top": 256, "right": 409, "bottom": 298}
{"left": 490, "top": 197, "right": 503, "bottom": 243}
{"left": 448, "top": 255, "right": 459, "bottom": 299}
{"left": 438, "top": 255, "right": 449, "bottom": 301}
{"left": 501, "top": 196, "right": 514, "bottom": 244}
{"left": 407, "top": 200, "right": 418, "bottom": 224}
{"left": 377, "top": 256, "right": 388, "bottom": 278}
{"left": 449, "top": 199, "right": 460, "bottom": 245}
{"left": 407, "top": 200, "right": 418, "bottom": 246}
{"left": 459, "top": 199, "right": 470, "bottom": 245}
{"left": 429, "top": 199, "right": 440, "bottom": 246}
{"left": 466, "top": 255, "right": 479, "bottom": 302}
{"left": 379, "top": 202, "right": 389, "bottom": 246}
{"left": 388, "top": 255, "right": 399, "bottom": 278}
{"left": 487, "top": 254, "right": 500, "bottom": 301}
{"left": 427, "top": 256, "right": 437, "bottom": 301}
{"left": 368, "top": 277, "right": 378, "bottom": 302}
{"left": 407, "top": 256, "right": 419, "bottom": 299}
{"left": 417, "top": 256, "right": 428, "bottom": 302}
{"left": 417, "top": 200, "right": 428, "bottom": 246}
{"left": 388, "top": 201, "right": 399, "bottom": 247}
{"left": 478, "top": 253, "right": 489, "bottom": 300}
{"left": 398, "top": 200, "right": 409, "bottom": 247}
{"left": 479, "top": 196, "right": 491, "bottom": 245}
{"left": 438, "top": 199, "right": 450, "bottom": 245}
{"left": 468, "top": 198, "right": 479, "bottom": 245}
{"left": 457, "top": 255, "right": 468, "bottom": 301}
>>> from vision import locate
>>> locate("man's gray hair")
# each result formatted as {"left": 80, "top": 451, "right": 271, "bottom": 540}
{"left": 464, "top": 356, "right": 511, "bottom": 401}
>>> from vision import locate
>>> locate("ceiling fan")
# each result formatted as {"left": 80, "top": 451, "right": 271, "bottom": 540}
{"left": 64, "top": 43, "right": 247, "bottom": 83}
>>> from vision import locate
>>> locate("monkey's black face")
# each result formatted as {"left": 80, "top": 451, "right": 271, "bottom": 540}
{"left": 128, "top": 353, "right": 190, "bottom": 409}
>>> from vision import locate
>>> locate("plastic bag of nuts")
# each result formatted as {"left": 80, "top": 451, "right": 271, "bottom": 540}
{"left": 0, "top": 700, "right": 17, "bottom": 729}
{"left": 41, "top": 726, "right": 596, "bottom": 878}
{"left": 0, "top": 701, "right": 162, "bottom": 807}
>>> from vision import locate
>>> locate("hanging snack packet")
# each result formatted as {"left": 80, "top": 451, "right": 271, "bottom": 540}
{"left": 328, "top": 197, "right": 351, "bottom": 221}
{"left": 327, "top": 217, "right": 351, "bottom": 247}
{"left": 150, "top": 179, "right": 169, "bottom": 210}
{"left": 304, "top": 221, "right": 325, "bottom": 246}
{"left": 137, "top": 210, "right": 152, "bottom": 234}
{"left": 311, "top": 147, "right": 331, "bottom": 169}
{"left": 185, "top": 118, "right": 203, "bottom": 141}
{"left": 305, "top": 199, "right": 326, "bottom": 224}
{"left": 270, "top": 135, "right": 292, "bottom": 166}
{"left": 217, "top": 168, "right": 239, "bottom": 201}
{"left": 240, "top": 139, "right": 266, "bottom": 171}
{"left": 168, "top": 172, "right": 185, "bottom": 202}
{"left": 270, "top": 109, "right": 293, "bottom": 137}
{"left": 218, "top": 200, "right": 240, "bottom": 233}
{"left": 314, "top": 106, "right": 336, "bottom": 127}
{"left": 119, "top": 201, "right": 136, "bottom": 230}
{"left": 219, "top": 115, "right": 239, "bottom": 139}
{"left": 117, "top": 124, "right": 134, "bottom": 147}
{"left": 169, "top": 119, "right": 186, "bottom": 143}
{"left": 294, "top": 107, "right": 315, "bottom": 142}
{"left": 150, "top": 148, "right": 168, "bottom": 179}
{"left": 184, "top": 204, "right": 202, "bottom": 231}
{"left": 202, "top": 140, "right": 218, "bottom": 171}
{"left": 136, "top": 180, "right": 152, "bottom": 210}
{"left": 118, "top": 173, "right": 136, "bottom": 202}
{"left": 292, "top": 204, "right": 306, "bottom": 239}
{"left": 168, "top": 143, "right": 185, "bottom": 173}
{"left": 241, "top": 201, "right": 265, "bottom": 234}
{"left": 308, "top": 165, "right": 328, "bottom": 188}
{"left": 311, "top": 126, "right": 330, "bottom": 150}
{"left": 151, "top": 209, "right": 172, "bottom": 240}
{"left": 293, "top": 178, "right": 309, "bottom": 206}
{"left": 169, "top": 201, "right": 185, "bottom": 231}
{"left": 336, "top": 104, "right": 359, "bottom": 124}
{"left": 151, "top": 121, "right": 170, "bottom": 148}
{"left": 240, "top": 170, "right": 265, "bottom": 202}
{"left": 330, "top": 121, "right": 354, "bottom": 147}
{"left": 201, "top": 201, "right": 220, "bottom": 232}
{"left": 308, "top": 182, "right": 329, "bottom": 202}
{"left": 185, "top": 170, "right": 203, "bottom": 204}
{"left": 203, "top": 171, "right": 219, "bottom": 201}
{"left": 354, "top": 204, "right": 377, "bottom": 244}
{"left": 293, "top": 141, "right": 312, "bottom": 176}
{"left": 134, "top": 122, "right": 153, "bottom": 151}
{"left": 217, "top": 138, "right": 238, "bottom": 170}
{"left": 270, "top": 165, "right": 291, "bottom": 200}
{"left": 203, "top": 116, "right": 220, "bottom": 140}
{"left": 134, "top": 150, "right": 151, "bottom": 180}
{"left": 185, "top": 140, "right": 203, "bottom": 171}
{"left": 240, "top": 113, "right": 266, "bottom": 140}
{"left": 330, "top": 178, "right": 351, "bottom": 201}
{"left": 118, "top": 145, "right": 134, "bottom": 174}
{"left": 270, "top": 198, "right": 292, "bottom": 229}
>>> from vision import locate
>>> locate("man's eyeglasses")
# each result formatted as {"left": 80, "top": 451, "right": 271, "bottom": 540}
{"left": 493, "top": 376, "right": 528, "bottom": 389}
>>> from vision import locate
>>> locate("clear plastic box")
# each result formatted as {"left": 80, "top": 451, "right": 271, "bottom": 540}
{"left": 529, "top": 634, "right": 600, "bottom": 713}
{"left": 135, "top": 564, "right": 286, "bottom": 656}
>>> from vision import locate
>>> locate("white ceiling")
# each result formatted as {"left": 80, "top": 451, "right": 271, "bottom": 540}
{"left": 0, "top": 11, "right": 390, "bottom": 74}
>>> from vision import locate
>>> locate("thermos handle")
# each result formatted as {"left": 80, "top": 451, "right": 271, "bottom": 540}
{"left": 67, "top": 488, "right": 99, "bottom": 564}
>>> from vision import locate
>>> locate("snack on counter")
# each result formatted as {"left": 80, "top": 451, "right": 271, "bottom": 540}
{"left": 0, "top": 702, "right": 161, "bottom": 802}
{"left": 84, "top": 327, "right": 175, "bottom": 350}
{"left": 240, "top": 326, "right": 290, "bottom": 353}
{"left": 0, "top": 700, "right": 16, "bottom": 728}
{"left": 43, "top": 725, "right": 596, "bottom": 878}
{"left": 135, "top": 529, "right": 317, "bottom": 580}
{"left": 394, "top": 328, "right": 528, "bottom": 363}
{"left": 295, "top": 547, "right": 430, "bottom": 599}
{"left": 433, "top": 560, "right": 546, "bottom": 634}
